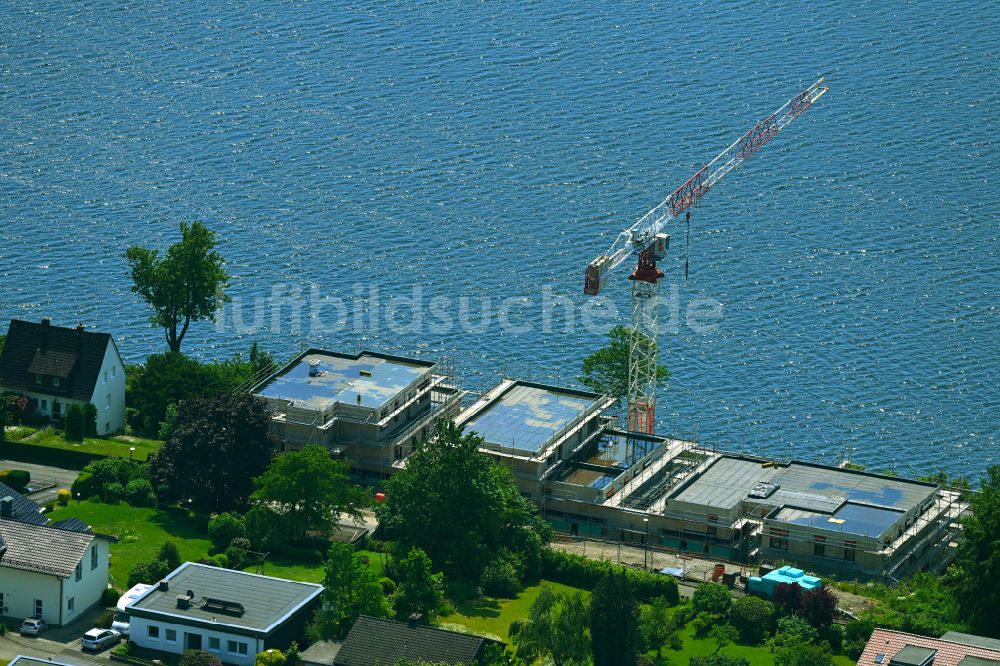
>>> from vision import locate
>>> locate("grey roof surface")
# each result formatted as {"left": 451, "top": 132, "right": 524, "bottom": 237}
{"left": 0, "top": 519, "right": 93, "bottom": 577}
{"left": 334, "top": 616, "right": 487, "bottom": 666}
{"left": 129, "top": 562, "right": 323, "bottom": 633}
{"left": 891, "top": 645, "right": 938, "bottom": 666}
{"left": 669, "top": 456, "right": 783, "bottom": 509}
{"left": 463, "top": 382, "right": 595, "bottom": 454}
{"left": 960, "top": 657, "right": 1000, "bottom": 666}
{"left": 300, "top": 640, "right": 343, "bottom": 666}
{"left": 669, "top": 456, "right": 936, "bottom": 519}
{"left": 256, "top": 350, "right": 431, "bottom": 410}
{"left": 51, "top": 517, "right": 93, "bottom": 533}
{"left": 11, "top": 656, "right": 99, "bottom": 666}
{"left": 773, "top": 503, "right": 905, "bottom": 537}
{"left": 0, "top": 482, "right": 48, "bottom": 526}
{"left": 943, "top": 634, "right": 1000, "bottom": 651}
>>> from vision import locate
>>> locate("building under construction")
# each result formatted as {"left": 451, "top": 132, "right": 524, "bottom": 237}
{"left": 453, "top": 376, "right": 966, "bottom": 583}
{"left": 250, "top": 347, "right": 965, "bottom": 583}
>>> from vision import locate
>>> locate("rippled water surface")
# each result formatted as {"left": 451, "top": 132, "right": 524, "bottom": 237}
{"left": 1, "top": 1, "right": 997, "bottom": 477}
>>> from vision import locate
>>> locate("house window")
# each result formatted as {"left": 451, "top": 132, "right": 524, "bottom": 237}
{"left": 148, "top": 625, "right": 160, "bottom": 639}
{"left": 707, "top": 525, "right": 718, "bottom": 537}
{"left": 208, "top": 637, "right": 220, "bottom": 652}
{"left": 814, "top": 535, "right": 826, "bottom": 558}
{"left": 33, "top": 599, "right": 43, "bottom": 618}
{"left": 228, "top": 641, "right": 248, "bottom": 655}
{"left": 0, "top": 592, "right": 6, "bottom": 614}
{"left": 41, "top": 399, "right": 48, "bottom": 411}
{"left": 769, "top": 527, "right": 788, "bottom": 551}
{"left": 67, "top": 597, "right": 75, "bottom": 613}
{"left": 75, "top": 562, "right": 82, "bottom": 581}
{"left": 91, "top": 545, "right": 98, "bottom": 570}
{"left": 53, "top": 377, "right": 60, "bottom": 388}
{"left": 166, "top": 629, "right": 177, "bottom": 642}
{"left": 111, "top": 366, "right": 116, "bottom": 379}
{"left": 103, "top": 370, "right": 109, "bottom": 384}
{"left": 844, "top": 540, "right": 857, "bottom": 562}
{"left": 707, "top": 514, "right": 719, "bottom": 522}
{"left": 36, "top": 375, "right": 42, "bottom": 385}
{"left": 106, "top": 393, "right": 112, "bottom": 409}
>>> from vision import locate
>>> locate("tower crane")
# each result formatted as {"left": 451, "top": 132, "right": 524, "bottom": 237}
{"left": 583, "top": 79, "right": 828, "bottom": 436}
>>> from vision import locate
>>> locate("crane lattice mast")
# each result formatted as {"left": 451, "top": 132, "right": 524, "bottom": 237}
{"left": 584, "top": 79, "right": 829, "bottom": 436}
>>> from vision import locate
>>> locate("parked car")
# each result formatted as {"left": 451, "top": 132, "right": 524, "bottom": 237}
{"left": 20, "top": 618, "right": 48, "bottom": 636}
{"left": 80, "top": 628, "right": 121, "bottom": 651}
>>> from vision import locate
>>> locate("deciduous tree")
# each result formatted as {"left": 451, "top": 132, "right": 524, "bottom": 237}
{"left": 591, "top": 570, "right": 640, "bottom": 666}
{"left": 392, "top": 548, "right": 445, "bottom": 622}
{"left": 308, "top": 543, "right": 390, "bottom": 640}
{"left": 511, "top": 587, "right": 590, "bottom": 666}
{"left": 149, "top": 393, "right": 273, "bottom": 513}
{"left": 579, "top": 325, "right": 669, "bottom": 408}
{"left": 251, "top": 444, "right": 365, "bottom": 541}
{"left": 950, "top": 465, "right": 1000, "bottom": 637}
{"left": 376, "top": 421, "right": 551, "bottom": 584}
{"left": 729, "top": 595, "right": 775, "bottom": 644}
{"left": 125, "top": 221, "right": 229, "bottom": 353}
{"left": 641, "top": 596, "right": 679, "bottom": 657}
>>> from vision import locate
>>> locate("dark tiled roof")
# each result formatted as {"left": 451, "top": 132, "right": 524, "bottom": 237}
{"left": 861, "top": 630, "right": 1000, "bottom": 666}
{"left": 334, "top": 616, "right": 488, "bottom": 666}
{"left": 51, "top": 517, "right": 93, "bottom": 533}
{"left": 0, "top": 518, "right": 94, "bottom": 577}
{"left": 0, "top": 319, "right": 114, "bottom": 401}
{"left": 0, "top": 482, "right": 48, "bottom": 526}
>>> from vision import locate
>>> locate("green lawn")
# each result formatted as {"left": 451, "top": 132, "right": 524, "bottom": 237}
{"left": 47, "top": 501, "right": 382, "bottom": 589}
{"left": 438, "top": 580, "right": 589, "bottom": 641}
{"left": 47, "top": 502, "right": 213, "bottom": 586}
{"left": 11, "top": 426, "right": 162, "bottom": 460}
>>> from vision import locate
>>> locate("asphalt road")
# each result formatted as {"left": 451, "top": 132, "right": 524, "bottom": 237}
{"left": 0, "top": 459, "right": 79, "bottom": 505}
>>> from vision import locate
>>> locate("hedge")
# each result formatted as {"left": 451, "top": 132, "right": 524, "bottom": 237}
{"left": 541, "top": 548, "right": 680, "bottom": 604}
{"left": 0, "top": 441, "right": 104, "bottom": 470}
{"left": 272, "top": 544, "right": 325, "bottom": 565}
{"left": 0, "top": 469, "right": 31, "bottom": 492}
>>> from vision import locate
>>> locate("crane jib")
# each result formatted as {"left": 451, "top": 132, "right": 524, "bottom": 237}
{"left": 583, "top": 78, "right": 828, "bottom": 296}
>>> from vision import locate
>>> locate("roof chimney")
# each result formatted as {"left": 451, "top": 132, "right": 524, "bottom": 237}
{"left": 76, "top": 323, "right": 86, "bottom": 333}
{"left": 0, "top": 497, "right": 12, "bottom": 519}
{"left": 41, "top": 317, "right": 51, "bottom": 327}
{"left": 158, "top": 579, "right": 169, "bottom": 592}
{"left": 407, "top": 613, "right": 423, "bottom": 628}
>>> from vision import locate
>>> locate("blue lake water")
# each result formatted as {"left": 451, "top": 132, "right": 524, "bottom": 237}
{"left": 1, "top": 1, "right": 997, "bottom": 478}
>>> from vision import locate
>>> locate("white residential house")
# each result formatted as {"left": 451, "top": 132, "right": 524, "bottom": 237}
{"left": 0, "top": 317, "right": 126, "bottom": 435}
{"left": 127, "top": 563, "right": 323, "bottom": 666}
{"left": 0, "top": 516, "right": 112, "bottom": 626}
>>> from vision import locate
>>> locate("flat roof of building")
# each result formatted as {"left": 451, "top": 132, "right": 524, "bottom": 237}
{"left": 773, "top": 502, "right": 905, "bottom": 537}
{"left": 462, "top": 381, "right": 598, "bottom": 454}
{"left": 128, "top": 562, "right": 323, "bottom": 634}
{"left": 254, "top": 349, "right": 433, "bottom": 411}
{"left": 669, "top": 455, "right": 937, "bottom": 519}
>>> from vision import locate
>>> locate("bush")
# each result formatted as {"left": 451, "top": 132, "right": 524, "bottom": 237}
{"left": 125, "top": 478, "right": 156, "bottom": 507}
{"left": 798, "top": 587, "right": 838, "bottom": 629}
{"left": 97, "top": 610, "right": 116, "bottom": 628}
{"left": 180, "top": 650, "right": 223, "bottom": 666}
{"left": 225, "top": 544, "right": 248, "bottom": 570}
{"left": 101, "top": 587, "right": 121, "bottom": 607}
{"left": 157, "top": 541, "right": 182, "bottom": 571}
{"left": 0, "top": 468, "right": 31, "bottom": 492}
{"left": 540, "top": 548, "right": 679, "bottom": 604}
{"left": 255, "top": 649, "right": 286, "bottom": 666}
{"left": 128, "top": 558, "right": 170, "bottom": 588}
{"left": 693, "top": 582, "right": 733, "bottom": 616}
{"left": 230, "top": 536, "right": 252, "bottom": 551}
{"left": 208, "top": 512, "right": 246, "bottom": 550}
{"left": 379, "top": 577, "right": 397, "bottom": 596}
{"left": 244, "top": 505, "right": 281, "bottom": 551}
{"left": 692, "top": 611, "right": 724, "bottom": 638}
{"left": 57, "top": 488, "right": 71, "bottom": 506}
{"left": 730, "top": 595, "right": 775, "bottom": 644}
{"left": 104, "top": 482, "right": 125, "bottom": 504}
{"left": 65, "top": 405, "right": 85, "bottom": 441}
{"left": 211, "top": 553, "right": 229, "bottom": 568}
{"left": 71, "top": 471, "right": 96, "bottom": 499}
{"left": 480, "top": 557, "right": 522, "bottom": 597}
{"left": 82, "top": 402, "right": 98, "bottom": 437}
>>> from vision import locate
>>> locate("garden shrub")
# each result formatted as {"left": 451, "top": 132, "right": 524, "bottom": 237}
{"left": 101, "top": 587, "right": 121, "bottom": 607}
{"left": 57, "top": 488, "right": 71, "bottom": 506}
{"left": 379, "top": 577, "right": 397, "bottom": 596}
{"left": 82, "top": 403, "right": 98, "bottom": 437}
{"left": 272, "top": 544, "right": 325, "bottom": 565}
{"left": 208, "top": 512, "right": 246, "bottom": 550}
{"left": 480, "top": 556, "right": 522, "bottom": 597}
{"left": 71, "top": 471, "right": 96, "bottom": 499}
{"left": 730, "top": 595, "right": 775, "bottom": 644}
{"left": 104, "top": 482, "right": 125, "bottom": 504}
{"left": 0, "top": 468, "right": 31, "bottom": 492}
{"left": 65, "top": 404, "right": 85, "bottom": 441}
{"left": 540, "top": 548, "right": 680, "bottom": 604}
{"left": 180, "top": 650, "right": 223, "bottom": 666}
{"left": 125, "top": 478, "right": 156, "bottom": 507}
